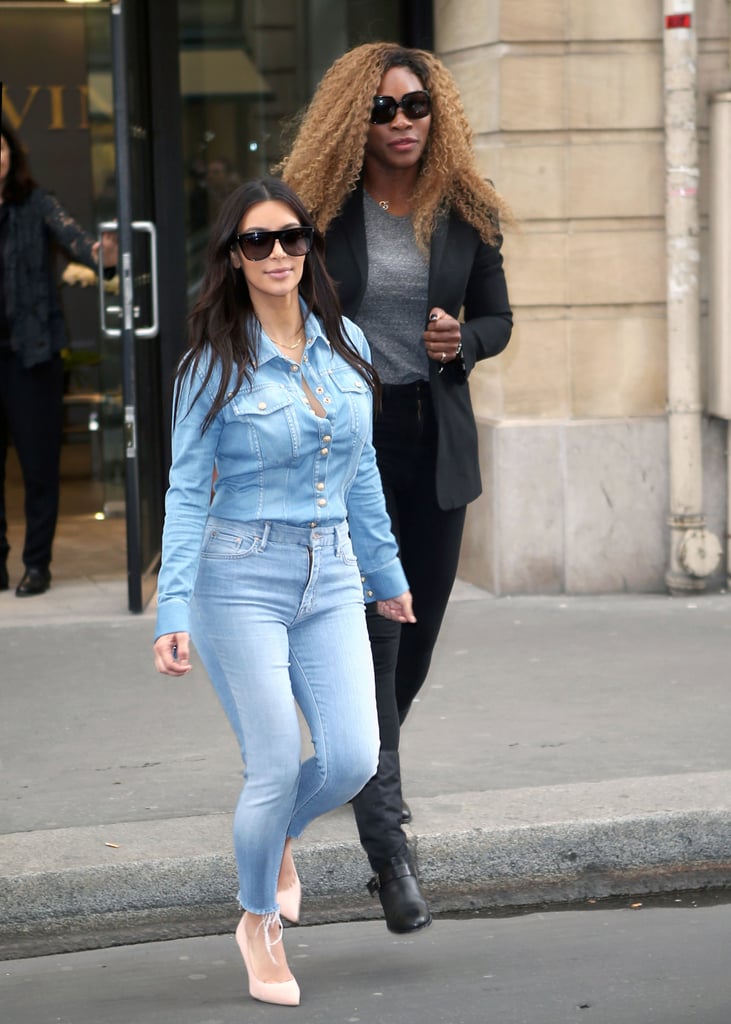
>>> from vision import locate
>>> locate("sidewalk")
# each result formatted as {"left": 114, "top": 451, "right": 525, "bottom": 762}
{"left": 2, "top": 581, "right": 731, "bottom": 959}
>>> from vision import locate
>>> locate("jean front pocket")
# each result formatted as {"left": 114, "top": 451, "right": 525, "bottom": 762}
{"left": 201, "top": 524, "right": 260, "bottom": 559}
{"left": 337, "top": 535, "right": 360, "bottom": 567}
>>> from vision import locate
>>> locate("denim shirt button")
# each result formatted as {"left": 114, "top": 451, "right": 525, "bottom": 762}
{"left": 366, "top": 590, "right": 373, "bottom": 597}
{"left": 258, "top": 402, "right": 267, "bottom": 410}
{"left": 316, "top": 482, "right": 325, "bottom": 491}
{"left": 290, "top": 364, "right": 299, "bottom": 372}
{"left": 321, "top": 447, "right": 329, "bottom": 455}
{"left": 317, "top": 498, "right": 327, "bottom": 507}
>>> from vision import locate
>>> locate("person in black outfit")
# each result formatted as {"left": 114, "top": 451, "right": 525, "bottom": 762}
{"left": 280, "top": 44, "right": 513, "bottom": 934}
{"left": 0, "top": 121, "right": 116, "bottom": 596}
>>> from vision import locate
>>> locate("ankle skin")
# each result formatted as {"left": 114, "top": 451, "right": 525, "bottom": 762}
{"left": 277, "top": 839, "right": 301, "bottom": 922}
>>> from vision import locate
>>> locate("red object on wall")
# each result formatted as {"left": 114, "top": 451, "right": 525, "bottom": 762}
{"left": 665, "top": 13, "right": 692, "bottom": 29}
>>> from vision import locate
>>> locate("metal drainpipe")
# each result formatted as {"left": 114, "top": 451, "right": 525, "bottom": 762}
{"left": 663, "top": 0, "right": 721, "bottom": 593}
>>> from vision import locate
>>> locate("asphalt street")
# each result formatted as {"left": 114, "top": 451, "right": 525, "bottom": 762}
{"left": 2, "top": 588, "right": 731, "bottom": 958}
{"left": 3, "top": 898, "right": 730, "bottom": 1024}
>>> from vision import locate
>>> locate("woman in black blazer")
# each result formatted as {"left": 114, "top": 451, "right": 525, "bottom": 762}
{"left": 0, "top": 121, "right": 116, "bottom": 596}
{"left": 280, "top": 42, "right": 512, "bottom": 934}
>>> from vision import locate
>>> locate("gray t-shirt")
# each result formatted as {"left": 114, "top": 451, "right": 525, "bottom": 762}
{"left": 358, "top": 192, "right": 430, "bottom": 385}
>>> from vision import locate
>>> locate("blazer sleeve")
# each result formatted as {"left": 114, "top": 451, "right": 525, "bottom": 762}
{"left": 455, "top": 232, "right": 512, "bottom": 378}
{"left": 38, "top": 190, "right": 98, "bottom": 271}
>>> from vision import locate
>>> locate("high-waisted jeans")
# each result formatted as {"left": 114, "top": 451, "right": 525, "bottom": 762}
{"left": 190, "top": 516, "right": 379, "bottom": 915}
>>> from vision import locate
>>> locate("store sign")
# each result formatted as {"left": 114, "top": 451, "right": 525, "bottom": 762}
{"left": 2, "top": 85, "right": 93, "bottom": 132}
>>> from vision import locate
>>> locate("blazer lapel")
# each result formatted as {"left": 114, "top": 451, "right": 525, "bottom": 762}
{"left": 340, "top": 184, "right": 368, "bottom": 300}
{"left": 427, "top": 210, "right": 450, "bottom": 307}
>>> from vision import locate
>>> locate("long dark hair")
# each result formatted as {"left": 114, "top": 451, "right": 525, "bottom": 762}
{"left": 177, "top": 176, "right": 378, "bottom": 431}
{"left": 1, "top": 120, "right": 37, "bottom": 203}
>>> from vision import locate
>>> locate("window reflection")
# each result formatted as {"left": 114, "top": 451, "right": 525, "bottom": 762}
{"left": 179, "top": 0, "right": 406, "bottom": 305}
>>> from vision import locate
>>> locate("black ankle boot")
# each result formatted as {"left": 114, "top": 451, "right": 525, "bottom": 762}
{"left": 351, "top": 750, "right": 431, "bottom": 932}
{"left": 367, "top": 849, "right": 432, "bottom": 934}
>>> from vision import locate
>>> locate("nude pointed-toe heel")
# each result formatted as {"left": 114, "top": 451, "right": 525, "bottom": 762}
{"left": 235, "top": 914, "right": 300, "bottom": 1007}
{"left": 276, "top": 873, "right": 302, "bottom": 923}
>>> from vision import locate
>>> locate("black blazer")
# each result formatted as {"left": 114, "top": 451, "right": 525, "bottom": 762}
{"left": 325, "top": 184, "right": 513, "bottom": 510}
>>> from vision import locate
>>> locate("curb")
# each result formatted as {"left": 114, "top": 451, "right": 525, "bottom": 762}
{"left": 3, "top": 778, "right": 731, "bottom": 959}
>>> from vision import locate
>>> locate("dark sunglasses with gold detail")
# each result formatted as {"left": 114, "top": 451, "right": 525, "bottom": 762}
{"left": 234, "top": 226, "right": 314, "bottom": 262}
{"left": 370, "top": 90, "right": 431, "bottom": 125}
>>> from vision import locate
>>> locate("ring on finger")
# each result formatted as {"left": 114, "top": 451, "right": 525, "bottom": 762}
{"left": 440, "top": 351, "right": 446, "bottom": 362}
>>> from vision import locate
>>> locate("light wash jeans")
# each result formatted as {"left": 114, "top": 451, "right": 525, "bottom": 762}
{"left": 190, "top": 516, "right": 379, "bottom": 915}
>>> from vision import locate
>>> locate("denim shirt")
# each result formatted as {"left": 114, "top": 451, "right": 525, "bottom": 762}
{"left": 155, "top": 309, "right": 408, "bottom": 638}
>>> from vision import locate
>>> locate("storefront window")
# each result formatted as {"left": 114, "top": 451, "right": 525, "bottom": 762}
{"left": 178, "top": 0, "right": 409, "bottom": 303}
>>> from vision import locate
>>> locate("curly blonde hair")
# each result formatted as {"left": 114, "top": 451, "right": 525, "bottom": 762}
{"left": 276, "top": 42, "right": 512, "bottom": 250}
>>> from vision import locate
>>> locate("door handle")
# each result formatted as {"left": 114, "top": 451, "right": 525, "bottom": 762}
{"left": 132, "top": 221, "right": 159, "bottom": 338}
{"left": 98, "top": 220, "right": 159, "bottom": 339}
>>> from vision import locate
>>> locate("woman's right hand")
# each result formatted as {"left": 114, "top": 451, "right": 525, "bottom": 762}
{"left": 153, "top": 632, "right": 193, "bottom": 676}
{"left": 376, "top": 591, "right": 416, "bottom": 624}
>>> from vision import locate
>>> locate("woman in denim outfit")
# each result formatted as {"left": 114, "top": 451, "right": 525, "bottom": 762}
{"left": 153, "top": 177, "right": 413, "bottom": 1007}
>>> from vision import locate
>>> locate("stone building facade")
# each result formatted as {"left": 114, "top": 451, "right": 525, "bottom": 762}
{"left": 435, "top": 1, "right": 731, "bottom": 593}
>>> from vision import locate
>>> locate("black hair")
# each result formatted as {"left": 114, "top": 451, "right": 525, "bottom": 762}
{"left": 0, "top": 120, "right": 37, "bottom": 203}
{"left": 177, "top": 176, "right": 378, "bottom": 431}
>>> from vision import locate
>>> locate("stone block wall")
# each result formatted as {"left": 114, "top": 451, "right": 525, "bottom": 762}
{"left": 435, "top": 0, "right": 731, "bottom": 593}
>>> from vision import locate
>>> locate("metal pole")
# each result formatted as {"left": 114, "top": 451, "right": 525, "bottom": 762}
{"left": 111, "top": 0, "right": 143, "bottom": 612}
{"left": 663, "top": 0, "right": 721, "bottom": 592}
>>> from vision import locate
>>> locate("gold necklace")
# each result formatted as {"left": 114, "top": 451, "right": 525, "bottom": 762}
{"left": 272, "top": 327, "right": 305, "bottom": 350}
{"left": 378, "top": 199, "right": 390, "bottom": 211}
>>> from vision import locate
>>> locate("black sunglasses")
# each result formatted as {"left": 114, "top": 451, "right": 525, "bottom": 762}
{"left": 234, "top": 226, "right": 314, "bottom": 261}
{"left": 370, "top": 90, "right": 431, "bottom": 125}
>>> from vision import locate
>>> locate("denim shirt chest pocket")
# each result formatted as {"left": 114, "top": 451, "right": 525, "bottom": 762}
{"left": 325, "top": 367, "right": 370, "bottom": 442}
{"left": 228, "top": 383, "right": 301, "bottom": 468}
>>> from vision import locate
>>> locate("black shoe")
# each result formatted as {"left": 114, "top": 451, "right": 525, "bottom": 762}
{"left": 367, "top": 852, "right": 432, "bottom": 934}
{"left": 15, "top": 567, "right": 51, "bottom": 597}
{"left": 401, "top": 800, "right": 412, "bottom": 824}
{"left": 0, "top": 563, "right": 8, "bottom": 592}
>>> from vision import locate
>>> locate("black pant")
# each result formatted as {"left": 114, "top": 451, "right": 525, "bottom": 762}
{"left": 369, "top": 380, "right": 467, "bottom": 737}
{"left": 0, "top": 350, "right": 64, "bottom": 570}
{"left": 355, "top": 382, "right": 466, "bottom": 869}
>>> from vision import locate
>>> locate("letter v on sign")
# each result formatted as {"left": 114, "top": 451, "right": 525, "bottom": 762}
{"left": 1, "top": 85, "right": 42, "bottom": 131}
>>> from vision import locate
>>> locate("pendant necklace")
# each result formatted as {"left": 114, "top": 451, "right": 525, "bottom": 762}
{"left": 378, "top": 199, "right": 390, "bottom": 211}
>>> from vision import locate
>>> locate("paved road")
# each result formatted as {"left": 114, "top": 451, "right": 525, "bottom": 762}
{"left": 3, "top": 896, "right": 729, "bottom": 1024}
{"left": 3, "top": 590, "right": 731, "bottom": 957}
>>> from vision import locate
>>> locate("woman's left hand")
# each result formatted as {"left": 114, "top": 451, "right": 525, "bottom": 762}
{"left": 92, "top": 231, "right": 119, "bottom": 269}
{"left": 423, "top": 307, "right": 462, "bottom": 364}
{"left": 377, "top": 591, "right": 417, "bottom": 623}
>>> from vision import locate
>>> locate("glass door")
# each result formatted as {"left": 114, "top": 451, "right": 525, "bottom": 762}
{"left": 101, "top": 0, "right": 166, "bottom": 612}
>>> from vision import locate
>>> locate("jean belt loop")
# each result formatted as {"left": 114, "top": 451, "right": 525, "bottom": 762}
{"left": 259, "top": 522, "right": 271, "bottom": 550}
{"left": 335, "top": 521, "right": 347, "bottom": 556}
